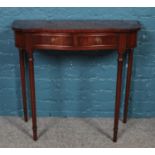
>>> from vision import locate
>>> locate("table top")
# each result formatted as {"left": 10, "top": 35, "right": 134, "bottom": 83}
{"left": 12, "top": 20, "right": 141, "bottom": 33}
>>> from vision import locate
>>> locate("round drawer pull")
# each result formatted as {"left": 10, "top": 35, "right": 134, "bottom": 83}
{"left": 95, "top": 37, "right": 102, "bottom": 44}
{"left": 51, "top": 37, "right": 56, "bottom": 43}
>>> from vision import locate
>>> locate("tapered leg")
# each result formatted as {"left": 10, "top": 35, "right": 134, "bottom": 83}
{"left": 113, "top": 53, "right": 124, "bottom": 142}
{"left": 19, "top": 49, "right": 28, "bottom": 122}
{"left": 28, "top": 52, "right": 37, "bottom": 141}
{"left": 123, "top": 49, "right": 134, "bottom": 123}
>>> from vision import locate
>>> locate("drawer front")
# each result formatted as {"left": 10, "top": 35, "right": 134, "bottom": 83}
{"left": 77, "top": 34, "right": 118, "bottom": 48}
{"left": 32, "top": 33, "right": 73, "bottom": 48}
{"left": 30, "top": 33, "right": 118, "bottom": 50}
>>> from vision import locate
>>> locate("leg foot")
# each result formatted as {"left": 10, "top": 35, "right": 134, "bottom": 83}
{"left": 113, "top": 128, "right": 118, "bottom": 142}
{"left": 33, "top": 127, "right": 38, "bottom": 141}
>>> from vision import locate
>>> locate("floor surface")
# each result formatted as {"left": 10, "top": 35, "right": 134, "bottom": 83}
{"left": 0, "top": 117, "right": 154, "bottom": 148}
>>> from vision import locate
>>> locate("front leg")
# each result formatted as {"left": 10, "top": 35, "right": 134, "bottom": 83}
{"left": 123, "top": 49, "right": 134, "bottom": 123}
{"left": 28, "top": 52, "right": 37, "bottom": 141}
{"left": 19, "top": 49, "right": 28, "bottom": 122}
{"left": 113, "top": 53, "right": 124, "bottom": 142}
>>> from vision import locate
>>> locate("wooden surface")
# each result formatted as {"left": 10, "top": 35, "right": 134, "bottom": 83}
{"left": 12, "top": 20, "right": 140, "bottom": 51}
{"left": 12, "top": 20, "right": 141, "bottom": 142}
{"left": 12, "top": 20, "right": 141, "bottom": 33}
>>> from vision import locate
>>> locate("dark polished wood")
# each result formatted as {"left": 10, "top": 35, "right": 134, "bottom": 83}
{"left": 113, "top": 33, "right": 126, "bottom": 142}
{"left": 113, "top": 53, "right": 124, "bottom": 142}
{"left": 12, "top": 20, "right": 141, "bottom": 142}
{"left": 123, "top": 49, "right": 134, "bottom": 123}
{"left": 12, "top": 20, "right": 140, "bottom": 33}
{"left": 19, "top": 49, "right": 28, "bottom": 122}
{"left": 28, "top": 52, "right": 37, "bottom": 141}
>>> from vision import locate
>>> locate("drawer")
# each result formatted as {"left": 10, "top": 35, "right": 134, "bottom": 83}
{"left": 77, "top": 34, "right": 118, "bottom": 48}
{"left": 32, "top": 33, "right": 73, "bottom": 48}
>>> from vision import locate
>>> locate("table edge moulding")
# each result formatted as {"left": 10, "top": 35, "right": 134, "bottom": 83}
{"left": 12, "top": 20, "right": 141, "bottom": 142}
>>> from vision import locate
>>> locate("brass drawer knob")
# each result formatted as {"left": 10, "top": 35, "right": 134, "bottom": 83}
{"left": 95, "top": 37, "right": 102, "bottom": 44}
{"left": 51, "top": 37, "right": 56, "bottom": 43}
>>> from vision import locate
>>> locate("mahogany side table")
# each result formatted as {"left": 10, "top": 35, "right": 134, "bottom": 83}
{"left": 12, "top": 20, "right": 141, "bottom": 142}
